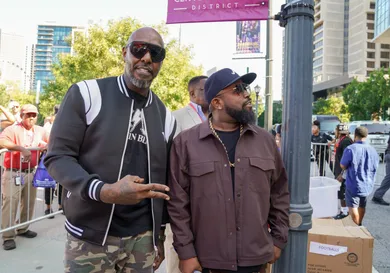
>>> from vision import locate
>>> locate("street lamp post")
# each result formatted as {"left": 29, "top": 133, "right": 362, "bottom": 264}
{"left": 254, "top": 85, "right": 261, "bottom": 126}
{"left": 273, "top": 1, "right": 315, "bottom": 273}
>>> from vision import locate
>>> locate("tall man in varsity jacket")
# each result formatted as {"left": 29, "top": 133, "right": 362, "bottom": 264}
{"left": 164, "top": 75, "right": 208, "bottom": 273}
{"left": 45, "top": 27, "right": 176, "bottom": 273}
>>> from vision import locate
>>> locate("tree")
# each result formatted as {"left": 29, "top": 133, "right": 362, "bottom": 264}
{"left": 40, "top": 18, "right": 203, "bottom": 118}
{"left": 0, "top": 83, "right": 35, "bottom": 109}
{"left": 257, "top": 101, "right": 281, "bottom": 128}
{"left": 313, "top": 97, "right": 351, "bottom": 122}
{"left": 343, "top": 68, "right": 390, "bottom": 121}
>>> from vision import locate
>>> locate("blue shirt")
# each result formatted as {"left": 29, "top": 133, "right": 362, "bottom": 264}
{"left": 190, "top": 102, "right": 207, "bottom": 122}
{"left": 340, "top": 141, "right": 379, "bottom": 197}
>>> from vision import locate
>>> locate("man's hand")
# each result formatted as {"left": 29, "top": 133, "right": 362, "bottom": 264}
{"left": 153, "top": 234, "right": 165, "bottom": 271}
{"left": 21, "top": 148, "right": 32, "bottom": 162}
{"left": 336, "top": 174, "right": 344, "bottom": 183}
{"left": 179, "top": 257, "right": 202, "bottom": 273}
{"left": 100, "top": 175, "right": 170, "bottom": 205}
{"left": 269, "top": 246, "right": 282, "bottom": 264}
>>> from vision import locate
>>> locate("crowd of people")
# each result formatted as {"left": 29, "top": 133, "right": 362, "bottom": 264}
{"left": 0, "top": 26, "right": 388, "bottom": 273}
{"left": 0, "top": 102, "right": 62, "bottom": 250}
{"left": 310, "top": 120, "right": 388, "bottom": 226}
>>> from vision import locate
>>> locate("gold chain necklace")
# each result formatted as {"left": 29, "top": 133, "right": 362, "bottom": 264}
{"left": 209, "top": 117, "right": 243, "bottom": 168}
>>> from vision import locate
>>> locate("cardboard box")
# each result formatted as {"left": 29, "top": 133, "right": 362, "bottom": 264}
{"left": 307, "top": 217, "right": 374, "bottom": 273}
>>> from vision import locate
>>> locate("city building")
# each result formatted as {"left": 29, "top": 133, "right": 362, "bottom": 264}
{"left": 373, "top": 0, "right": 390, "bottom": 44}
{"left": 0, "top": 29, "right": 27, "bottom": 90}
{"left": 312, "top": 0, "right": 390, "bottom": 100}
{"left": 29, "top": 45, "right": 36, "bottom": 91}
{"left": 33, "top": 23, "right": 84, "bottom": 92}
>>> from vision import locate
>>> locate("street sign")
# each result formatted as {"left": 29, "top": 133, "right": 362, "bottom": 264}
{"left": 166, "top": 0, "right": 269, "bottom": 24}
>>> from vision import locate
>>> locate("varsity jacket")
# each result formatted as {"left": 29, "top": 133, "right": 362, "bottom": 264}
{"left": 44, "top": 75, "right": 176, "bottom": 246}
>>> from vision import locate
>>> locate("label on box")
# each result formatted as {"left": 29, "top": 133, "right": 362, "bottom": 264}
{"left": 310, "top": 242, "right": 348, "bottom": 256}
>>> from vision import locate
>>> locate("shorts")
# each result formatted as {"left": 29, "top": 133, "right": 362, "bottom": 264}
{"left": 345, "top": 188, "right": 367, "bottom": 208}
{"left": 338, "top": 180, "right": 346, "bottom": 200}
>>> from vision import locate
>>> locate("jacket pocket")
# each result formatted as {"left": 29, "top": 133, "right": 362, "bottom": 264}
{"left": 188, "top": 161, "right": 217, "bottom": 198}
{"left": 248, "top": 157, "right": 275, "bottom": 193}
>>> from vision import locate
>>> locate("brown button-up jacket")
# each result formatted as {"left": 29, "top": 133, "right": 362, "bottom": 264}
{"left": 167, "top": 121, "right": 290, "bottom": 271}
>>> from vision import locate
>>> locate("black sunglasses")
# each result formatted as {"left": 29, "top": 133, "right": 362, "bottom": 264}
{"left": 217, "top": 83, "right": 251, "bottom": 97}
{"left": 128, "top": 41, "right": 166, "bottom": 63}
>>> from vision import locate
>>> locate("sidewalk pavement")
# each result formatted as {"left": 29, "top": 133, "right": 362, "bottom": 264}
{"left": 0, "top": 163, "right": 389, "bottom": 272}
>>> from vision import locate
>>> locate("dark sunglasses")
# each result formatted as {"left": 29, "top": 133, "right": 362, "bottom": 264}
{"left": 217, "top": 83, "right": 251, "bottom": 97}
{"left": 128, "top": 41, "right": 166, "bottom": 63}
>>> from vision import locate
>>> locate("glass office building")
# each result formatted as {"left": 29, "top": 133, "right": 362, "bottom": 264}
{"left": 33, "top": 25, "right": 74, "bottom": 92}
{"left": 374, "top": 0, "right": 390, "bottom": 44}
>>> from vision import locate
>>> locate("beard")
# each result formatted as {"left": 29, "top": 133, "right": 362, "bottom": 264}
{"left": 225, "top": 104, "right": 256, "bottom": 125}
{"left": 125, "top": 63, "right": 153, "bottom": 89}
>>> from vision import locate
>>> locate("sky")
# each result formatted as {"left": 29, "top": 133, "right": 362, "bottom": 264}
{"left": 0, "top": 0, "right": 285, "bottom": 100}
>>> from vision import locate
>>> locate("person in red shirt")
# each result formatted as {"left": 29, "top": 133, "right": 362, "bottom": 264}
{"left": 0, "top": 104, "right": 48, "bottom": 251}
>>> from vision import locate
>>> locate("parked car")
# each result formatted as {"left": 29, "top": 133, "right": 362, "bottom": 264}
{"left": 348, "top": 120, "right": 390, "bottom": 155}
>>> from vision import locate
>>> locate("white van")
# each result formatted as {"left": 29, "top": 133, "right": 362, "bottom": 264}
{"left": 348, "top": 121, "right": 390, "bottom": 155}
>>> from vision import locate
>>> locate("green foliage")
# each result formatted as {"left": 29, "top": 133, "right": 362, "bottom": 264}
{"left": 313, "top": 97, "right": 350, "bottom": 122}
{"left": 343, "top": 68, "right": 390, "bottom": 121}
{"left": 40, "top": 17, "right": 203, "bottom": 116}
{"left": 0, "top": 83, "right": 35, "bottom": 108}
{"left": 257, "top": 101, "right": 281, "bottom": 128}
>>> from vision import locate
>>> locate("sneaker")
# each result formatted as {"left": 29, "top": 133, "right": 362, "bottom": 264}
{"left": 45, "top": 209, "right": 55, "bottom": 219}
{"left": 334, "top": 212, "right": 349, "bottom": 220}
{"left": 372, "top": 197, "right": 390, "bottom": 206}
{"left": 3, "top": 240, "right": 16, "bottom": 250}
{"left": 17, "top": 230, "right": 37, "bottom": 238}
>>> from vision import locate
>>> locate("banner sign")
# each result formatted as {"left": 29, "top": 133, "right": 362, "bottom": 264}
{"left": 166, "top": 0, "right": 269, "bottom": 24}
{"left": 236, "top": 21, "right": 261, "bottom": 54}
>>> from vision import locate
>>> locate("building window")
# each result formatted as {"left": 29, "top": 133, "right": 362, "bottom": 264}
{"left": 314, "top": 40, "right": 323, "bottom": 50}
{"left": 381, "top": 44, "right": 390, "bottom": 49}
{"left": 314, "top": 31, "right": 323, "bottom": 41}
{"left": 313, "top": 58, "right": 323, "bottom": 67}
{"left": 367, "top": 23, "right": 375, "bottom": 30}
{"left": 314, "top": 25, "right": 323, "bottom": 33}
{"left": 381, "top": 52, "right": 390, "bottom": 58}
{"left": 313, "top": 66, "right": 323, "bottom": 74}
{"left": 367, "top": 61, "right": 375, "bottom": 68}
{"left": 367, "top": 52, "right": 375, "bottom": 59}
{"left": 368, "top": 33, "right": 374, "bottom": 39}
{"left": 367, "top": 42, "right": 376, "bottom": 49}
{"left": 313, "top": 49, "right": 323, "bottom": 59}
{"left": 381, "top": 61, "right": 390, "bottom": 68}
{"left": 367, "top": 13, "right": 375, "bottom": 20}
{"left": 370, "top": 2, "right": 375, "bottom": 9}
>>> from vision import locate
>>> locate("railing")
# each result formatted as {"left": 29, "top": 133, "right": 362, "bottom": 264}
{"left": 0, "top": 148, "right": 61, "bottom": 236}
{"left": 310, "top": 142, "right": 335, "bottom": 177}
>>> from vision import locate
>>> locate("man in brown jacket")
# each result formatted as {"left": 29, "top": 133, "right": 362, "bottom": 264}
{"left": 168, "top": 68, "right": 290, "bottom": 273}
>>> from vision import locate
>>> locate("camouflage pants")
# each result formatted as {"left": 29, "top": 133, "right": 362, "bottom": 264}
{"left": 64, "top": 230, "right": 155, "bottom": 273}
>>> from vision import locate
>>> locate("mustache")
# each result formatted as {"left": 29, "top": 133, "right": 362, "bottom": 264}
{"left": 135, "top": 65, "right": 152, "bottom": 73}
{"left": 243, "top": 99, "right": 252, "bottom": 107}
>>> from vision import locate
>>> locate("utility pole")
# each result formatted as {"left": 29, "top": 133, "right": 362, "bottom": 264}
{"left": 264, "top": 4, "right": 273, "bottom": 132}
{"left": 179, "top": 24, "right": 182, "bottom": 48}
{"left": 273, "top": 1, "right": 314, "bottom": 273}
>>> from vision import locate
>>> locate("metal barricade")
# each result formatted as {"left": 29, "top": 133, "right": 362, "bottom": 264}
{"left": 310, "top": 142, "right": 336, "bottom": 177}
{"left": 0, "top": 148, "right": 62, "bottom": 236}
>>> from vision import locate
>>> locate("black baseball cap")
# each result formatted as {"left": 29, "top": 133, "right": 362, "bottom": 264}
{"left": 205, "top": 68, "right": 257, "bottom": 104}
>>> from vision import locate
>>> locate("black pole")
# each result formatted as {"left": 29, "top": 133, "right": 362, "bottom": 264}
{"left": 273, "top": 1, "right": 315, "bottom": 272}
